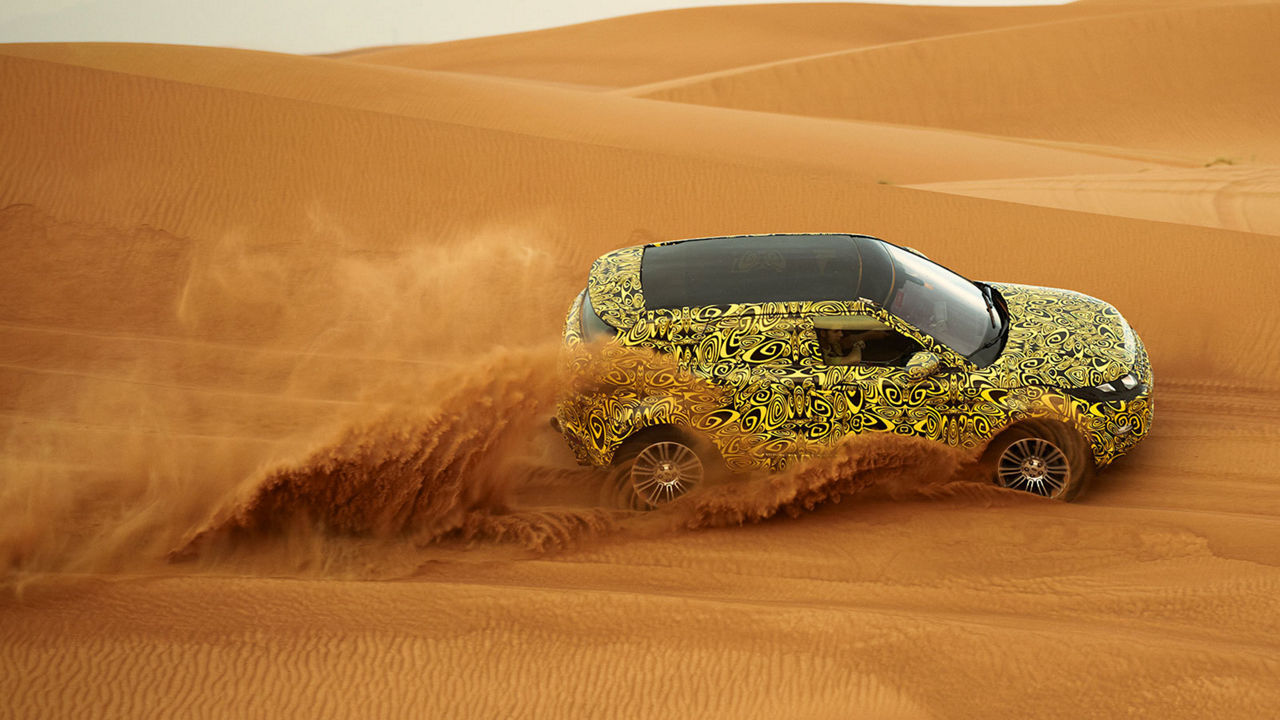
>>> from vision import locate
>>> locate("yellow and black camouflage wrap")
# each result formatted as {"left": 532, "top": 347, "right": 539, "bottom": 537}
{"left": 558, "top": 242, "right": 1154, "bottom": 473}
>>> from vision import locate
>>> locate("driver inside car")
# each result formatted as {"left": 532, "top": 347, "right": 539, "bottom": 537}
{"left": 819, "top": 328, "right": 866, "bottom": 365}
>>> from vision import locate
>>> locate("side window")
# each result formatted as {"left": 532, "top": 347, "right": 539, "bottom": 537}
{"left": 813, "top": 315, "right": 923, "bottom": 368}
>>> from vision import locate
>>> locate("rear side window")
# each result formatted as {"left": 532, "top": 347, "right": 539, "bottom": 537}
{"left": 642, "top": 235, "right": 862, "bottom": 309}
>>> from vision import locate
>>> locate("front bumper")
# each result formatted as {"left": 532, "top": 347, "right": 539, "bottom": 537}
{"left": 1079, "top": 389, "right": 1154, "bottom": 468}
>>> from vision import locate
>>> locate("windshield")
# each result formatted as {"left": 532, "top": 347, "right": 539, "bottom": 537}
{"left": 880, "top": 244, "right": 997, "bottom": 357}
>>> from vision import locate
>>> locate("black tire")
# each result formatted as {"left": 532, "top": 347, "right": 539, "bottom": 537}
{"left": 983, "top": 420, "right": 1094, "bottom": 501}
{"left": 602, "top": 428, "right": 719, "bottom": 510}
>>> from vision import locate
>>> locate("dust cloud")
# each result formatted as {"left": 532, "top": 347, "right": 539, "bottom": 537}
{"left": 175, "top": 348, "right": 622, "bottom": 559}
{"left": 670, "top": 433, "right": 984, "bottom": 531}
{"left": 1, "top": 208, "right": 979, "bottom": 585}
{"left": 177, "top": 376, "right": 981, "bottom": 567}
{"left": 0, "top": 208, "right": 584, "bottom": 581}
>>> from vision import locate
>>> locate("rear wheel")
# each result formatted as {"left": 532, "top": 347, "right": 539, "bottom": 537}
{"left": 985, "top": 421, "right": 1094, "bottom": 501}
{"left": 604, "top": 430, "right": 717, "bottom": 509}
{"left": 629, "top": 441, "right": 704, "bottom": 507}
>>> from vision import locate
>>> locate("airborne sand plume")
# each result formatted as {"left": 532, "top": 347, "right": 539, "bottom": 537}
{"left": 174, "top": 347, "right": 619, "bottom": 559}
{"left": 0, "top": 205, "right": 974, "bottom": 578}
{"left": 178, "top": 345, "right": 977, "bottom": 563}
{"left": 3, "top": 0, "right": 1280, "bottom": 717}
{"left": 0, "top": 204, "right": 583, "bottom": 576}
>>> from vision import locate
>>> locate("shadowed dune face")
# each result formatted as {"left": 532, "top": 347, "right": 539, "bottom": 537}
{"left": 2, "top": 0, "right": 1280, "bottom": 717}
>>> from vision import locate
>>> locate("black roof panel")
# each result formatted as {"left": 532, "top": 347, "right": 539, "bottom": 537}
{"left": 641, "top": 234, "right": 893, "bottom": 309}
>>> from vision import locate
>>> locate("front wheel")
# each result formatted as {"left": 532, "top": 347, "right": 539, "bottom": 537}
{"left": 985, "top": 422, "right": 1094, "bottom": 501}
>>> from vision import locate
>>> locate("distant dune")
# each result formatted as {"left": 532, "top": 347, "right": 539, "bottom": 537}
{"left": 631, "top": 3, "right": 1280, "bottom": 163}
{"left": 2, "top": 1, "right": 1279, "bottom": 717}
{"left": 335, "top": 2, "right": 1142, "bottom": 87}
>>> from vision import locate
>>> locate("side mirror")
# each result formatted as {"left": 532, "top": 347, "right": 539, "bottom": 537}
{"left": 906, "top": 351, "right": 942, "bottom": 382}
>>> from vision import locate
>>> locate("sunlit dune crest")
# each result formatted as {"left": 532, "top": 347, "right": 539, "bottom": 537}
{"left": 631, "top": 3, "right": 1280, "bottom": 163}
{"left": 2, "top": 0, "right": 1279, "bottom": 716}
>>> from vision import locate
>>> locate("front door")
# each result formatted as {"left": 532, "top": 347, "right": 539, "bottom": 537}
{"left": 799, "top": 311, "right": 970, "bottom": 449}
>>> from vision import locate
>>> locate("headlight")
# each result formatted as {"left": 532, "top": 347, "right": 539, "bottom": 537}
{"left": 1063, "top": 372, "right": 1145, "bottom": 402}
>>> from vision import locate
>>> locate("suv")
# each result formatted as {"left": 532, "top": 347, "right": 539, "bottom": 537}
{"left": 554, "top": 234, "right": 1153, "bottom": 507}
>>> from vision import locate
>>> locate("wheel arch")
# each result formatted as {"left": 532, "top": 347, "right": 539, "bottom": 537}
{"left": 609, "top": 422, "right": 724, "bottom": 468}
{"left": 981, "top": 416, "right": 1096, "bottom": 501}
{"left": 598, "top": 390, "right": 728, "bottom": 466}
{"left": 980, "top": 416, "right": 1090, "bottom": 464}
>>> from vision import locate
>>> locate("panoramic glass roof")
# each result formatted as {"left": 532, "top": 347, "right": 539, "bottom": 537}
{"left": 641, "top": 234, "right": 894, "bottom": 309}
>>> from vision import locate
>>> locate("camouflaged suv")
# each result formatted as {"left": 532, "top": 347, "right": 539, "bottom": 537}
{"left": 554, "top": 234, "right": 1153, "bottom": 508}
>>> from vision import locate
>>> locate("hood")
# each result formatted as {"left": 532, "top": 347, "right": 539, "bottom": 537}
{"left": 986, "top": 283, "right": 1140, "bottom": 389}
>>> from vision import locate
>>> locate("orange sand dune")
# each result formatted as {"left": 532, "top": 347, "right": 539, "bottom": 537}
{"left": 2, "top": 1, "right": 1280, "bottom": 717}
{"left": 335, "top": 1, "right": 1146, "bottom": 88}
{"left": 0, "top": 43, "right": 1172, "bottom": 185}
{"left": 2, "top": 48, "right": 1275, "bottom": 385}
{"left": 633, "top": 2, "right": 1280, "bottom": 163}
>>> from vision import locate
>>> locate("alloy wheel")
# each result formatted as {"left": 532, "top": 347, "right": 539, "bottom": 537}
{"left": 996, "top": 436, "right": 1071, "bottom": 498}
{"left": 629, "top": 441, "right": 704, "bottom": 508}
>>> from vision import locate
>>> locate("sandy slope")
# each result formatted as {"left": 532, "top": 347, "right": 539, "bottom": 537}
{"left": 912, "top": 165, "right": 1280, "bottom": 235}
{"left": 0, "top": 43, "right": 1172, "bottom": 184}
{"left": 4, "top": 386, "right": 1279, "bottom": 718}
{"left": 2, "top": 1, "right": 1279, "bottom": 718}
{"left": 333, "top": 1, "right": 1147, "bottom": 88}
{"left": 632, "top": 2, "right": 1280, "bottom": 163}
{"left": 2, "top": 50, "right": 1275, "bottom": 382}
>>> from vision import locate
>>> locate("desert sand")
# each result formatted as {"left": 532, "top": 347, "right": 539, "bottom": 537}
{"left": 2, "top": 0, "right": 1279, "bottom": 717}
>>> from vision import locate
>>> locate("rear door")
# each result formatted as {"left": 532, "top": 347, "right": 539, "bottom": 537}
{"left": 688, "top": 309, "right": 820, "bottom": 468}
